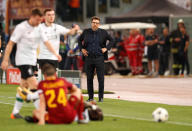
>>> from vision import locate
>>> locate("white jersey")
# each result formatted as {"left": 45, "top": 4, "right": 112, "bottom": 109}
{"left": 10, "top": 21, "right": 48, "bottom": 66}
{"left": 38, "top": 23, "right": 70, "bottom": 60}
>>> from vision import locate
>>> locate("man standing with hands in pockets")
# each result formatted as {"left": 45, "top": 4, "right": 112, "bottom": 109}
{"left": 78, "top": 16, "right": 114, "bottom": 102}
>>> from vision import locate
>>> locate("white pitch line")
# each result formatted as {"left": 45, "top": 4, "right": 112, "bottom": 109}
{"left": 0, "top": 101, "right": 34, "bottom": 107}
{"left": 0, "top": 101, "right": 15, "bottom": 105}
{"left": 105, "top": 114, "right": 192, "bottom": 127}
{"left": 0, "top": 96, "right": 15, "bottom": 99}
{"left": 0, "top": 99, "right": 192, "bottom": 127}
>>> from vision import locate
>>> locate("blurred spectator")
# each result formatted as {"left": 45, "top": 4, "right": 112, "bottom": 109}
{"left": 145, "top": 28, "right": 159, "bottom": 77}
{"left": 68, "top": 0, "right": 80, "bottom": 21}
{"left": 179, "top": 26, "right": 190, "bottom": 76}
{"left": 113, "top": 31, "right": 122, "bottom": 48}
{"left": 158, "top": 28, "right": 171, "bottom": 75}
{"left": 58, "top": 35, "right": 67, "bottom": 70}
{"left": 124, "top": 29, "right": 140, "bottom": 75}
{"left": 64, "top": 24, "right": 80, "bottom": 70}
{"left": 0, "top": 23, "right": 5, "bottom": 65}
{"left": 0, "top": 35, "right": 1, "bottom": 63}
{"left": 136, "top": 29, "right": 145, "bottom": 74}
{"left": 6, "top": 28, "right": 17, "bottom": 67}
{"left": 170, "top": 19, "right": 184, "bottom": 75}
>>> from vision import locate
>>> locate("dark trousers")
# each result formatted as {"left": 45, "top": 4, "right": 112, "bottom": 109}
{"left": 59, "top": 52, "right": 67, "bottom": 70}
{"left": 181, "top": 52, "right": 190, "bottom": 75}
{"left": 159, "top": 53, "right": 169, "bottom": 75}
{"left": 172, "top": 53, "right": 182, "bottom": 75}
{"left": 64, "top": 56, "right": 78, "bottom": 70}
{"left": 85, "top": 56, "right": 104, "bottom": 100}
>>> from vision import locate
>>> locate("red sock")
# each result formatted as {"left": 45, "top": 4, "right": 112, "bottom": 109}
{"left": 77, "top": 95, "right": 84, "bottom": 120}
{"left": 69, "top": 95, "right": 84, "bottom": 120}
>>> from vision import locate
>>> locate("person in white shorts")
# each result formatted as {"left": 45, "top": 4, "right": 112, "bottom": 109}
{"left": 38, "top": 8, "right": 80, "bottom": 69}
{"left": 1, "top": 8, "right": 61, "bottom": 119}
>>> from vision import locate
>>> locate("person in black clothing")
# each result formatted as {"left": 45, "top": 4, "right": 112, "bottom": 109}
{"left": 58, "top": 35, "right": 67, "bottom": 70}
{"left": 170, "top": 19, "right": 184, "bottom": 75}
{"left": 0, "top": 35, "right": 2, "bottom": 60}
{"left": 78, "top": 16, "right": 114, "bottom": 102}
{"left": 179, "top": 26, "right": 190, "bottom": 75}
{"left": 0, "top": 23, "right": 5, "bottom": 65}
{"left": 158, "top": 28, "right": 170, "bottom": 75}
{"left": 145, "top": 28, "right": 159, "bottom": 77}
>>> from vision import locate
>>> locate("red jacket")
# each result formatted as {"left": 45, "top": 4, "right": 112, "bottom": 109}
{"left": 124, "top": 35, "right": 140, "bottom": 53}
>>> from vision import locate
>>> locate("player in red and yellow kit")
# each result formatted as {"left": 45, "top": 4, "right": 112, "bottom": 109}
{"left": 27, "top": 63, "right": 85, "bottom": 125}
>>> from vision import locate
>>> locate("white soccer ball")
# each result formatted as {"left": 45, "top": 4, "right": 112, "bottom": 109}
{"left": 152, "top": 107, "right": 169, "bottom": 122}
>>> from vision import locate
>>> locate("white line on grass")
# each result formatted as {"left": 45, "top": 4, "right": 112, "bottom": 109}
{"left": 105, "top": 114, "right": 192, "bottom": 127}
{"left": 0, "top": 98, "right": 192, "bottom": 127}
{"left": 0, "top": 101, "right": 34, "bottom": 107}
{"left": 0, "top": 96, "right": 15, "bottom": 99}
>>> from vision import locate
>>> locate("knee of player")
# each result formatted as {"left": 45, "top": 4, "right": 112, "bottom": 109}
{"left": 29, "top": 82, "right": 38, "bottom": 90}
{"left": 32, "top": 109, "right": 38, "bottom": 117}
{"left": 20, "top": 81, "right": 28, "bottom": 88}
{"left": 71, "top": 87, "right": 81, "bottom": 100}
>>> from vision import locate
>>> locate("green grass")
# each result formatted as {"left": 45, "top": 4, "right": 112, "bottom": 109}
{"left": 0, "top": 84, "right": 192, "bottom": 131}
{"left": 82, "top": 89, "right": 114, "bottom": 94}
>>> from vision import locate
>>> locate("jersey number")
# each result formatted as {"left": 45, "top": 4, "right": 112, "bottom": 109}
{"left": 45, "top": 88, "right": 67, "bottom": 108}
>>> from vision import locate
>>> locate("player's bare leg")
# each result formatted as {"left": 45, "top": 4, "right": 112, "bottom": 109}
{"left": 12, "top": 77, "right": 40, "bottom": 119}
{"left": 11, "top": 79, "right": 28, "bottom": 119}
{"left": 148, "top": 60, "right": 153, "bottom": 76}
{"left": 27, "top": 76, "right": 38, "bottom": 90}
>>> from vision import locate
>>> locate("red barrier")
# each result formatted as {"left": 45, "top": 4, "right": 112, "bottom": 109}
{"left": 6, "top": 68, "right": 21, "bottom": 85}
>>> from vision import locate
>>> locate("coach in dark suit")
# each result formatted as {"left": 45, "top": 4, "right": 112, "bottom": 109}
{"left": 78, "top": 16, "right": 114, "bottom": 102}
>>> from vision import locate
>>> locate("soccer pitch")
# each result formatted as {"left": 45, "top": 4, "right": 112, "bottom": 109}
{"left": 0, "top": 84, "right": 192, "bottom": 131}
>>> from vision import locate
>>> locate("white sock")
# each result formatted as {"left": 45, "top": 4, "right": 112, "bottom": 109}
{"left": 12, "top": 93, "right": 23, "bottom": 114}
{"left": 27, "top": 92, "right": 40, "bottom": 100}
{"left": 33, "top": 99, "right": 40, "bottom": 109}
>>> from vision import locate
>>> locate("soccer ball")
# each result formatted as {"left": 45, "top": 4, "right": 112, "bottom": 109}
{"left": 152, "top": 107, "right": 169, "bottom": 122}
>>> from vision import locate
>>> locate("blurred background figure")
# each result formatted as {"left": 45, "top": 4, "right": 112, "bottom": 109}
{"left": 0, "top": 34, "right": 1, "bottom": 64}
{"left": 113, "top": 31, "right": 122, "bottom": 49}
{"left": 170, "top": 19, "right": 184, "bottom": 75}
{"left": 64, "top": 24, "right": 80, "bottom": 70}
{"left": 58, "top": 35, "right": 67, "bottom": 70}
{"left": 158, "top": 27, "right": 170, "bottom": 76}
{"left": 179, "top": 26, "right": 190, "bottom": 76}
{"left": 145, "top": 28, "right": 159, "bottom": 77}
{"left": 136, "top": 29, "right": 145, "bottom": 74}
{"left": 0, "top": 23, "right": 5, "bottom": 65}
{"left": 124, "top": 29, "right": 141, "bottom": 75}
{"left": 68, "top": 0, "right": 80, "bottom": 21}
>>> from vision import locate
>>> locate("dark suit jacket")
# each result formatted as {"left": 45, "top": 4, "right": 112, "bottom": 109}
{"left": 78, "top": 28, "right": 114, "bottom": 60}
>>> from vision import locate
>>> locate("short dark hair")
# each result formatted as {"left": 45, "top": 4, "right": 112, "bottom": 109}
{"left": 44, "top": 8, "right": 54, "bottom": 15}
{"left": 91, "top": 16, "right": 100, "bottom": 22}
{"left": 31, "top": 8, "right": 43, "bottom": 17}
{"left": 42, "top": 63, "right": 56, "bottom": 76}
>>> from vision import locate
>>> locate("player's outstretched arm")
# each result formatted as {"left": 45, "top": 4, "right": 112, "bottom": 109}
{"left": 1, "top": 40, "right": 15, "bottom": 70}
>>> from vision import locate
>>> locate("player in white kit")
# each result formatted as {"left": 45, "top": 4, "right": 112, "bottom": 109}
{"left": 38, "top": 8, "right": 80, "bottom": 69}
{"left": 1, "top": 9, "right": 60, "bottom": 119}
